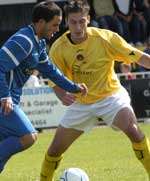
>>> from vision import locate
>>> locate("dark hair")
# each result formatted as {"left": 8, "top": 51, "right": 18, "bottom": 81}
{"left": 64, "top": 0, "right": 90, "bottom": 17}
{"left": 32, "top": 0, "right": 62, "bottom": 23}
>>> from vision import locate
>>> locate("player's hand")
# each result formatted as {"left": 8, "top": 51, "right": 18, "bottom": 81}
{"left": 77, "top": 83, "right": 88, "bottom": 96}
{"left": 53, "top": 86, "right": 76, "bottom": 106}
{"left": 1, "top": 97, "right": 13, "bottom": 115}
{"left": 59, "top": 92, "right": 76, "bottom": 106}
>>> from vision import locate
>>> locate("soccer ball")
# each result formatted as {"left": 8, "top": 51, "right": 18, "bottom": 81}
{"left": 60, "top": 167, "right": 89, "bottom": 181}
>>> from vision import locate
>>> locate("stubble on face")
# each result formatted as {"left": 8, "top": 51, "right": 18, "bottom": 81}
{"left": 40, "top": 16, "right": 62, "bottom": 40}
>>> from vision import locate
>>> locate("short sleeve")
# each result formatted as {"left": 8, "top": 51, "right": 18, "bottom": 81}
{"left": 110, "top": 33, "right": 143, "bottom": 64}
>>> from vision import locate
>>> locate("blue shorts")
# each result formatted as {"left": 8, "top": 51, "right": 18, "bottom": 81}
{"left": 0, "top": 104, "right": 36, "bottom": 140}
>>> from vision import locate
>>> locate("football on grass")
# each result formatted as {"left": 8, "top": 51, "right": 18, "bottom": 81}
{"left": 60, "top": 167, "right": 89, "bottom": 181}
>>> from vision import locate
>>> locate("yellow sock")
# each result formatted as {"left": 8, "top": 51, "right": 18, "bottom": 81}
{"left": 40, "top": 153, "right": 63, "bottom": 181}
{"left": 132, "top": 137, "right": 150, "bottom": 176}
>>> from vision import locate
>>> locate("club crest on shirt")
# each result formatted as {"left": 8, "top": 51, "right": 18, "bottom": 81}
{"left": 76, "top": 54, "right": 84, "bottom": 61}
{"left": 76, "top": 49, "right": 85, "bottom": 61}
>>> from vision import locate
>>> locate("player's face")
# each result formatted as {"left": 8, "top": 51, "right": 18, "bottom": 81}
{"left": 41, "top": 15, "right": 62, "bottom": 39}
{"left": 67, "top": 12, "right": 90, "bottom": 43}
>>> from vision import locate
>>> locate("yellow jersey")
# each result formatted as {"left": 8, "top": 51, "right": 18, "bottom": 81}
{"left": 49, "top": 27, "right": 142, "bottom": 104}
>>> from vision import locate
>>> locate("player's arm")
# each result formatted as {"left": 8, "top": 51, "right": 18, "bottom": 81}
{"left": 137, "top": 52, "right": 150, "bottom": 68}
{"left": 0, "top": 34, "right": 33, "bottom": 114}
{"left": 109, "top": 31, "right": 148, "bottom": 65}
{"left": 36, "top": 47, "right": 87, "bottom": 95}
{"left": 37, "top": 59, "right": 87, "bottom": 95}
{"left": 47, "top": 42, "right": 77, "bottom": 106}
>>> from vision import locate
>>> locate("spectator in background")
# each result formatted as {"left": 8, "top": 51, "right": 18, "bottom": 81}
{"left": 120, "top": 63, "right": 136, "bottom": 80}
{"left": 87, "top": 0, "right": 99, "bottom": 27}
{"left": 144, "top": 0, "right": 150, "bottom": 39}
{"left": 138, "top": 36, "right": 150, "bottom": 72}
{"left": 134, "top": 0, "right": 150, "bottom": 40}
{"left": 25, "top": 70, "right": 41, "bottom": 87}
{"left": 92, "top": 0, "right": 116, "bottom": 30}
{"left": 112, "top": 0, "right": 146, "bottom": 46}
{"left": 91, "top": 0, "right": 147, "bottom": 45}
{"left": 133, "top": 0, "right": 147, "bottom": 44}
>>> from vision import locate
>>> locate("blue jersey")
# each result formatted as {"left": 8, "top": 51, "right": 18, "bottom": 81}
{"left": 0, "top": 25, "right": 80, "bottom": 104}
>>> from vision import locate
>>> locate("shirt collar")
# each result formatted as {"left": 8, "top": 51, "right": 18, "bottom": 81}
{"left": 29, "top": 24, "right": 39, "bottom": 43}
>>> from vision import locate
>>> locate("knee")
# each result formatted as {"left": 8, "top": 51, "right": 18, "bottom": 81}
{"left": 48, "top": 146, "right": 62, "bottom": 157}
{"left": 20, "top": 132, "right": 38, "bottom": 149}
{"left": 124, "top": 122, "right": 144, "bottom": 142}
{"left": 48, "top": 143, "right": 64, "bottom": 157}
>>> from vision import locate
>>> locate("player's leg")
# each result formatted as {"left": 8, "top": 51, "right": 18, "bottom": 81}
{"left": 113, "top": 107, "right": 144, "bottom": 142}
{"left": 40, "top": 125, "right": 83, "bottom": 181}
{"left": 95, "top": 87, "right": 150, "bottom": 179}
{"left": 0, "top": 105, "right": 37, "bottom": 172}
{"left": 48, "top": 125, "right": 83, "bottom": 156}
{"left": 40, "top": 102, "right": 93, "bottom": 181}
{"left": 113, "top": 107, "right": 150, "bottom": 178}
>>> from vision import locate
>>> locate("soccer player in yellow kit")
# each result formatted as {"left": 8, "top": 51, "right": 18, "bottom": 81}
{"left": 40, "top": 1, "right": 150, "bottom": 180}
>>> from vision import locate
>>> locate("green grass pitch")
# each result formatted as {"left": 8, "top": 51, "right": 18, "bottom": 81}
{"left": 1, "top": 123, "right": 150, "bottom": 181}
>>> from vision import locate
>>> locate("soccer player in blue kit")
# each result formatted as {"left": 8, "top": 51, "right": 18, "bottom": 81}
{"left": 0, "top": 1, "right": 87, "bottom": 173}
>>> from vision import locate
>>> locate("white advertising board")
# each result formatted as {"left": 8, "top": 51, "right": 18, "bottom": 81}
{"left": 20, "top": 86, "right": 67, "bottom": 129}
{"left": 0, "top": 0, "right": 37, "bottom": 5}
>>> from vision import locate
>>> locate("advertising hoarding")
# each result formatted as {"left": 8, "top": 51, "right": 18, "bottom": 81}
{"left": 0, "top": 0, "right": 37, "bottom": 5}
